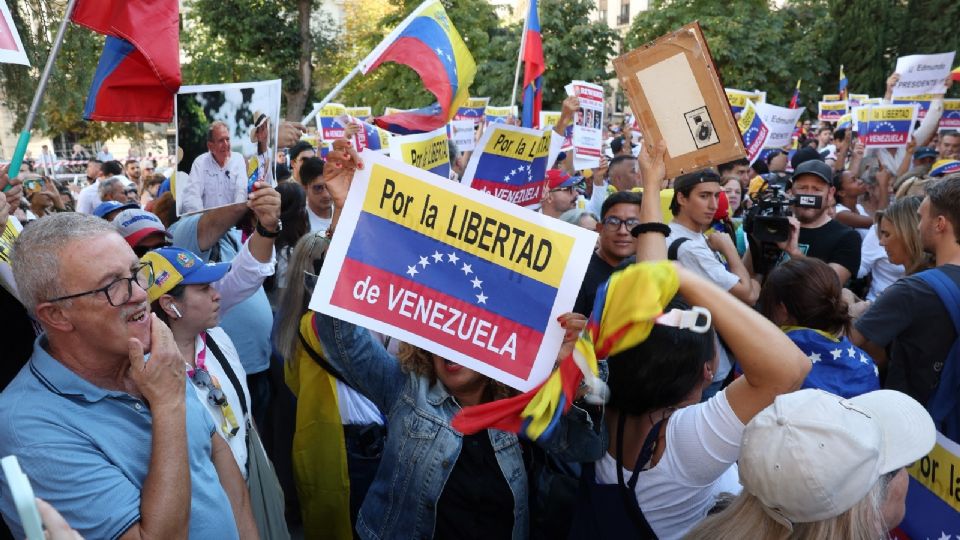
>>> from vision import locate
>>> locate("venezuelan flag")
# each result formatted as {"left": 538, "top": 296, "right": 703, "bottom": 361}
{"left": 362, "top": 0, "right": 476, "bottom": 133}
{"left": 838, "top": 65, "right": 848, "bottom": 100}
{"left": 789, "top": 79, "right": 801, "bottom": 109}
{"left": 521, "top": 0, "right": 544, "bottom": 128}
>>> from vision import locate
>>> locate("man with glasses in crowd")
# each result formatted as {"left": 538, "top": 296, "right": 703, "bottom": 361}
{"left": 573, "top": 190, "right": 642, "bottom": 316}
{"left": 540, "top": 169, "right": 579, "bottom": 219}
{"left": 0, "top": 213, "right": 256, "bottom": 538}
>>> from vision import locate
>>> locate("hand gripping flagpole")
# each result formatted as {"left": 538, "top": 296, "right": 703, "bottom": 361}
{"left": 509, "top": 14, "right": 530, "bottom": 114}
{"left": 5, "top": 0, "right": 79, "bottom": 181}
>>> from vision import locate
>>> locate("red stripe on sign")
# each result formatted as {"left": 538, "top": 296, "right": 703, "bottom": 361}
{"left": 330, "top": 258, "right": 544, "bottom": 379}
{"left": 469, "top": 178, "right": 544, "bottom": 207}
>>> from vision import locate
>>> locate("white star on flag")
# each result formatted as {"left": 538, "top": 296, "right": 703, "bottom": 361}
{"left": 448, "top": 252, "right": 460, "bottom": 264}
{"left": 461, "top": 263, "right": 473, "bottom": 275}
{"left": 809, "top": 352, "right": 822, "bottom": 364}
{"left": 831, "top": 349, "right": 842, "bottom": 360}
{"left": 435, "top": 47, "right": 443, "bottom": 55}
{"left": 419, "top": 256, "right": 430, "bottom": 268}
{"left": 874, "top": 365, "right": 879, "bottom": 377}
{"left": 406, "top": 265, "right": 418, "bottom": 277}
{"left": 432, "top": 251, "right": 444, "bottom": 263}
{"left": 476, "top": 292, "right": 488, "bottom": 304}
{"left": 859, "top": 353, "right": 869, "bottom": 365}
{"left": 937, "top": 532, "right": 951, "bottom": 540}
{"left": 471, "top": 277, "right": 483, "bottom": 289}
{"left": 848, "top": 346, "right": 857, "bottom": 358}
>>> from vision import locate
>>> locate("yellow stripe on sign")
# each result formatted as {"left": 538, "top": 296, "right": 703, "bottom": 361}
{"left": 726, "top": 91, "right": 748, "bottom": 108}
{"left": 465, "top": 98, "right": 488, "bottom": 109}
{"left": 908, "top": 441, "right": 960, "bottom": 512}
{"left": 481, "top": 127, "right": 552, "bottom": 161}
{"left": 945, "top": 100, "right": 960, "bottom": 111}
{"left": 737, "top": 103, "right": 757, "bottom": 133}
{"left": 870, "top": 106, "right": 916, "bottom": 121}
{"left": 321, "top": 104, "right": 346, "bottom": 117}
{"left": 397, "top": 132, "right": 449, "bottom": 172}
{"left": 361, "top": 162, "right": 572, "bottom": 287}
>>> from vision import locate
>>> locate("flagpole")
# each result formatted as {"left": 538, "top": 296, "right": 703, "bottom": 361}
{"left": 301, "top": 65, "right": 362, "bottom": 126}
{"left": 509, "top": 12, "right": 530, "bottom": 114}
{"left": 6, "top": 0, "right": 79, "bottom": 180}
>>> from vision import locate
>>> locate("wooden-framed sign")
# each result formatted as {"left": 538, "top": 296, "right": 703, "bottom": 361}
{"left": 613, "top": 22, "right": 746, "bottom": 179}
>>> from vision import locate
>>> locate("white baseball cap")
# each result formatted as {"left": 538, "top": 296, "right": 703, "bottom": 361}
{"left": 739, "top": 389, "right": 935, "bottom": 528}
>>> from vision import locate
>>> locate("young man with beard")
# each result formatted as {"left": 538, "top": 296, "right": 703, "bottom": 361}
{"left": 778, "top": 159, "right": 862, "bottom": 284}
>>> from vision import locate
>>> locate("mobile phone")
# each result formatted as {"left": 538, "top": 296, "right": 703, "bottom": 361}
{"left": 1, "top": 455, "right": 44, "bottom": 540}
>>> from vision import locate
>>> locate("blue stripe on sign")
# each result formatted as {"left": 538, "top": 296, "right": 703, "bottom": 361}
{"left": 471, "top": 151, "right": 548, "bottom": 187}
{"left": 345, "top": 211, "right": 557, "bottom": 331}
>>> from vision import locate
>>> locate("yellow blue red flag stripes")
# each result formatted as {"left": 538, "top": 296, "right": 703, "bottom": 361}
{"left": 453, "top": 262, "right": 678, "bottom": 440}
{"left": 309, "top": 150, "right": 597, "bottom": 392}
{"left": 461, "top": 123, "right": 553, "bottom": 208}
{"left": 361, "top": 0, "right": 476, "bottom": 133}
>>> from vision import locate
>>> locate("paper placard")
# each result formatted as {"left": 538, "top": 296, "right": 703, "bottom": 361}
{"left": 565, "top": 81, "right": 604, "bottom": 170}
{"left": 309, "top": 150, "right": 597, "bottom": 391}
{"left": 449, "top": 119, "right": 476, "bottom": 152}
{"left": 388, "top": 127, "right": 450, "bottom": 179}
{"left": 737, "top": 100, "right": 771, "bottom": 165}
{"left": 892, "top": 52, "right": 956, "bottom": 98}
{"left": 460, "top": 123, "right": 553, "bottom": 207}
{"left": 818, "top": 100, "right": 849, "bottom": 122}
{"left": 754, "top": 102, "right": 805, "bottom": 149}
{"left": 613, "top": 22, "right": 746, "bottom": 178}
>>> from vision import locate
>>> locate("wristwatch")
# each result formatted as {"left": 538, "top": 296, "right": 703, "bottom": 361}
{"left": 256, "top": 218, "right": 282, "bottom": 238}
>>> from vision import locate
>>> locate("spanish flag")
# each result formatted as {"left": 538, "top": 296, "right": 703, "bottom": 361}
{"left": 362, "top": 0, "right": 476, "bottom": 133}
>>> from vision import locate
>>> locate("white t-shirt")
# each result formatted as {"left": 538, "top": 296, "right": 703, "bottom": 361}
{"left": 595, "top": 390, "right": 744, "bottom": 540}
{"left": 76, "top": 180, "right": 101, "bottom": 214}
{"left": 307, "top": 206, "right": 333, "bottom": 233}
{"left": 190, "top": 327, "right": 251, "bottom": 477}
{"left": 857, "top": 224, "right": 905, "bottom": 301}
{"left": 666, "top": 222, "right": 739, "bottom": 291}
{"left": 835, "top": 202, "right": 869, "bottom": 240}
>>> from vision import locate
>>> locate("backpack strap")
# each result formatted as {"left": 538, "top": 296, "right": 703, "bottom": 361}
{"left": 204, "top": 331, "right": 249, "bottom": 418}
{"left": 667, "top": 237, "right": 690, "bottom": 261}
{"left": 914, "top": 269, "right": 960, "bottom": 437}
{"left": 298, "top": 327, "right": 350, "bottom": 385}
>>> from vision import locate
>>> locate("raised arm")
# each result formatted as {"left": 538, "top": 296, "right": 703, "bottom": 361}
{"left": 675, "top": 266, "right": 810, "bottom": 424}
{"left": 634, "top": 139, "right": 668, "bottom": 261}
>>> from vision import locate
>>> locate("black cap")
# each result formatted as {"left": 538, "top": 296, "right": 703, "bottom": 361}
{"left": 289, "top": 140, "right": 316, "bottom": 163}
{"left": 674, "top": 169, "right": 722, "bottom": 191}
{"left": 790, "top": 147, "right": 824, "bottom": 170}
{"left": 791, "top": 159, "right": 833, "bottom": 186}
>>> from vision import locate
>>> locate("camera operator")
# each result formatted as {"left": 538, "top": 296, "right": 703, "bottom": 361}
{"left": 778, "top": 160, "right": 862, "bottom": 285}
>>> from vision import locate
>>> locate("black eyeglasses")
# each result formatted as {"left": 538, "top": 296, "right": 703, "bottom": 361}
{"left": 46, "top": 262, "right": 154, "bottom": 306}
{"left": 602, "top": 216, "right": 641, "bottom": 232}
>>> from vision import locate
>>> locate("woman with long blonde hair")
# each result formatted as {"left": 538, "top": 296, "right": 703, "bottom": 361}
{"left": 876, "top": 196, "right": 933, "bottom": 276}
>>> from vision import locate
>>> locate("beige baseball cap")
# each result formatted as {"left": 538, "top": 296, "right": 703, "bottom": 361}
{"left": 739, "top": 388, "right": 935, "bottom": 528}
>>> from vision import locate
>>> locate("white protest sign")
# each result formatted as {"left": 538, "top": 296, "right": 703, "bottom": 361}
{"left": 450, "top": 120, "right": 476, "bottom": 152}
{"left": 309, "top": 150, "right": 597, "bottom": 391}
{"left": 0, "top": 1, "right": 29, "bottom": 66}
{"left": 755, "top": 102, "right": 804, "bottom": 149}
{"left": 892, "top": 52, "right": 956, "bottom": 99}
{"left": 565, "top": 80, "right": 604, "bottom": 170}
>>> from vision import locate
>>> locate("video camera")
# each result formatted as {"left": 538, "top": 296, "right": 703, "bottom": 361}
{"left": 743, "top": 174, "right": 823, "bottom": 243}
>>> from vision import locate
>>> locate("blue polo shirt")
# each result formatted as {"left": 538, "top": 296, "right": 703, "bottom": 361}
{"left": 0, "top": 337, "right": 239, "bottom": 540}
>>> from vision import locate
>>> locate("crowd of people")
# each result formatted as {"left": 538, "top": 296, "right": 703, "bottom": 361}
{"left": 0, "top": 68, "right": 957, "bottom": 540}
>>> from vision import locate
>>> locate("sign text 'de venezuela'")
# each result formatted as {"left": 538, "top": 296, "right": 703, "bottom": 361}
{"left": 309, "top": 150, "right": 597, "bottom": 391}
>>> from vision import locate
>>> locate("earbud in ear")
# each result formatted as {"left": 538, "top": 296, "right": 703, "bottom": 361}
{"left": 171, "top": 305, "right": 183, "bottom": 319}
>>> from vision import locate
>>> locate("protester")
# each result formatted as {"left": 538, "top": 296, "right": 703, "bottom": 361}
{"left": 559, "top": 208, "right": 599, "bottom": 230}
{"left": 759, "top": 258, "right": 879, "bottom": 397}
{"left": 76, "top": 160, "right": 122, "bottom": 214}
{"left": 144, "top": 246, "right": 289, "bottom": 539}
{"left": 0, "top": 213, "right": 257, "bottom": 538}
{"left": 938, "top": 130, "right": 960, "bottom": 160}
{"left": 586, "top": 154, "right": 640, "bottom": 218}
{"left": 572, "top": 190, "right": 642, "bottom": 316}
{"left": 765, "top": 149, "right": 788, "bottom": 173}
{"left": 306, "top": 141, "right": 601, "bottom": 539}
{"left": 298, "top": 157, "right": 333, "bottom": 234}
{"left": 685, "top": 388, "right": 934, "bottom": 540}
{"left": 852, "top": 176, "right": 960, "bottom": 438}
{"left": 92, "top": 200, "right": 138, "bottom": 221}
{"left": 124, "top": 159, "right": 141, "bottom": 186}
{"left": 288, "top": 141, "right": 316, "bottom": 184}
{"left": 832, "top": 170, "right": 871, "bottom": 236}
{"left": 721, "top": 176, "right": 744, "bottom": 217}
{"left": 139, "top": 173, "right": 165, "bottom": 207}
{"left": 717, "top": 158, "right": 752, "bottom": 191}
{"left": 97, "top": 175, "right": 130, "bottom": 205}
{"left": 541, "top": 169, "right": 578, "bottom": 219}
{"left": 265, "top": 181, "right": 309, "bottom": 309}
{"left": 96, "top": 145, "right": 114, "bottom": 161}
{"left": 180, "top": 121, "right": 249, "bottom": 213}
{"left": 169, "top": 180, "right": 281, "bottom": 429}
{"left": 273, "top": 231, "right": 386, "bottom": 538}
{"left": 778, "top": 159, "right": 862, "bottom": 284}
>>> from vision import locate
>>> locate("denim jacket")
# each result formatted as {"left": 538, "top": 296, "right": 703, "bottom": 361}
{"left": 313, "top": 313, "right": 604, "bottom": 540}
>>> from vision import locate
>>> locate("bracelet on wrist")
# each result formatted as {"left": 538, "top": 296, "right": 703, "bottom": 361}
{"left": 630, "top": 222, "right": 671, "bottom": 238}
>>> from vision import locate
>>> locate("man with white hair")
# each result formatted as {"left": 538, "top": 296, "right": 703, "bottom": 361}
{"left": 0, "top": 213, "right": 256, "bottom": 538}
{"left": 180, "top": 121, "right": 248, "bottom": 214}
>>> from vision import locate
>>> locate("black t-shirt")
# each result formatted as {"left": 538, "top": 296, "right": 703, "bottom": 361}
{"left": 792, "top": 219, "right": 862, "bottom": 280}
{"left": 573, "top": 252, "right": 616, "bottom": 317}
{"left": 0, "top": 284, "right": 37, "bottom": 390}
{"left": 434, "top": 431, "right": 514, "bottom": 539}
{"left": 855, "top": 264, "right": 960, "bottom": 404}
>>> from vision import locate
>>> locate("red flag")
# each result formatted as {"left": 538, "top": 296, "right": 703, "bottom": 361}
{"left": 72, "top": 0, "right": 181, "bottom": 122}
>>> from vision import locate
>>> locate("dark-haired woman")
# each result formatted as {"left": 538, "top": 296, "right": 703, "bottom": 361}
{"left": 759, "top": 257, "right": 880, "bottom": 398}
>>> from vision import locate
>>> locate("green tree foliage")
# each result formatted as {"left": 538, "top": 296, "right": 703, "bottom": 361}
{"left": 1, "top": 0, "right": 140, "bottom": 143}
{"left": 539, "top": 0, "right": 619, "bottom": 109}
{"left": 827, "top": 0, "right": 901, "bottom": 101}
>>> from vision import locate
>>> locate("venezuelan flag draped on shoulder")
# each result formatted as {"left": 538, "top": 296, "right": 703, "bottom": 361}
{"left": 361, "top": 0, "right": 476, "bottom": 134}
{"left": 72, "top": 0, "right": 181, "bottom": 122}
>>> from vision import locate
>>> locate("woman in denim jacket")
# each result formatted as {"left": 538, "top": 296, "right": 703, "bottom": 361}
{"left": 312, "top": 140, "right": 602, "bottom": 539}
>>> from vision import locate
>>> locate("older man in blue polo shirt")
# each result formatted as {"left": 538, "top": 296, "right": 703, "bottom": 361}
{"left": 0, "top": 213, "right": 257, "bottom": 539}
